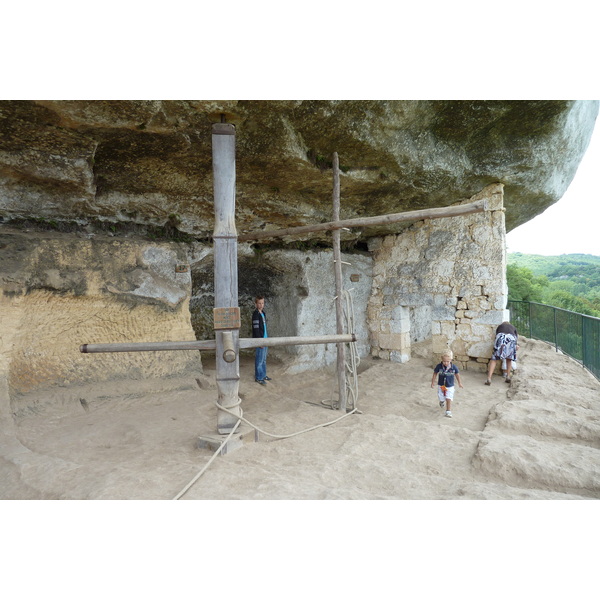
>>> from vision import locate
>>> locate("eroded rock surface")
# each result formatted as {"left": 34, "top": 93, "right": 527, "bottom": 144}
{"left": 0, "top": 229, "right": 200, "bottom": 398}
{"left": 1, "top": 100, "right": 598, "bottom": 244}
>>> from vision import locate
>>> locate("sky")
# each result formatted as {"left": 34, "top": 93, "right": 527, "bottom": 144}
{"left": 506, "top": 114, "right": 600, "bottom": 256}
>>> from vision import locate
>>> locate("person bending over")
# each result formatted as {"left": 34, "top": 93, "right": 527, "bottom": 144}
{"left": 485, "top": 321, "right": 519, "bottom": 385}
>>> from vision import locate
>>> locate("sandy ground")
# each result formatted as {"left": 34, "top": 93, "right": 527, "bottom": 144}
{"left": 1, "top": 336, "right": 599, "bottom": 501}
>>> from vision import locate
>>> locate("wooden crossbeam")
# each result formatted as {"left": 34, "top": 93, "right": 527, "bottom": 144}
{"left": 80, "top": 334, "right": 356, "bottom": 354}
{"left": 238, "top": 198, "right": 488, "bottom": 242}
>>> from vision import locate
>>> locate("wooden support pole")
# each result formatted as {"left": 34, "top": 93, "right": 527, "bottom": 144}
{"left": 238, "top": 198, "right": 488, "bottom": 242}
{"left": 332, "top": 152, "right": 347, "bottom": 412}
{"left": 80, "top": 334, "right": 356, "bottom": 354}
{"left": 212, "top": 122, "right": 241, "bottom": 434}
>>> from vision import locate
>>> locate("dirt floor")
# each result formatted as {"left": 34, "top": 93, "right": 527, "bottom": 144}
{"left": 2, "top": 336, "right": 599, "bottom": 501}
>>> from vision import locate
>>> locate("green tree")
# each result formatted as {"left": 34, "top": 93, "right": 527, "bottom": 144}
{"left": 545, "top": 289, "right": 600, "bottom": 317}
{"left": 507, "top": 264, "right": 548, "bottom": 302}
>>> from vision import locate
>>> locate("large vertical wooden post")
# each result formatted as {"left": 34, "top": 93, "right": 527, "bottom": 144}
{"left": 212, "top": 122, "right": 241, "bottom": 433}
{"left": 332, "top": 152, "right": 347, "bottom": 411}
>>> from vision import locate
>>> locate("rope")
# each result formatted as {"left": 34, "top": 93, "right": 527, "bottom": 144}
{"left": 172, "top": 417, "right": 241, "bottom": 500}
{"left": 321, "top": 289, "right": 360, "bottom": 410}
{"left": 218, "top": 401, "right": 358, "bottom": 440}
{"left": 174, "top": 399, "right": 358, "bottom": 499}
{"left": 343, "top": 289, "right": 360, "bottom": 411}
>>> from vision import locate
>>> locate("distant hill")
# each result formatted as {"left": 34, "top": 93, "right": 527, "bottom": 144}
{"left": 507, "top": 253, "right": 600, "bottom": 316}
{"left": 508, "top": 253, "right": 600, "bottom": 276}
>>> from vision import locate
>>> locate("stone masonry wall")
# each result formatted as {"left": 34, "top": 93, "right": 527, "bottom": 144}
{"left": 367, "top": 184, "right": 508, "bottom": 371}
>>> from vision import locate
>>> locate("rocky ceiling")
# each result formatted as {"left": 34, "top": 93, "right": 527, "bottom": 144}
{"left": 0, "top": 100, "right": 597, "bottom": 246}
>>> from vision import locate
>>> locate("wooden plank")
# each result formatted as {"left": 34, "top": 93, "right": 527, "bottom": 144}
{"left": 238, "top": 198, "right": 488, "bottom": 242}
{"left": 212, "top": 122, "right": 241, "bottom": 434}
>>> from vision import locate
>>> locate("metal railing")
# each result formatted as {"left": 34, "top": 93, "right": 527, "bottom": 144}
{"left": 507, "top": 300, "right": 600, "bottom": 380}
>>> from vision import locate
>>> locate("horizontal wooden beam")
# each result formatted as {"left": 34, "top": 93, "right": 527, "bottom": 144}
{"left": 238, "top": 198, "right": 488, "bottom": 242}
{"left": 80, "top": 334, "right": 356, "bottom": 354}
{"left": 80, "top": 340, "right": 217, "bottom": 353}
{"left": 239, "top": 334, "right": 355, "bottom": 348}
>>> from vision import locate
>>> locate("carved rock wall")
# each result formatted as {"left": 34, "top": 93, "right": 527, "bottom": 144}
{"left": 0, "top": 230, "right": 201, "bottom": 409}
{"left": 266, "top": 250, "right": 373, "bottom": 373}
{"left": 189, "top": 246, "right": 373, "bottom": 373}
{"left": 367, "top": 184, "right": 507, "bottom": 370}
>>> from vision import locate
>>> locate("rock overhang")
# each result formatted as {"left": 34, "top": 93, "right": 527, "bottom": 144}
{"left": 0, "top": 99, "right": 597, "bottom": 246}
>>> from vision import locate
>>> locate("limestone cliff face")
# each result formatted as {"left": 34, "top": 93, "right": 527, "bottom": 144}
{"left": 0, "top": 229, "right": 201, "bottom": 400}
{"left": 1, "top": 100, "right": 599, "bottom": 405}
{"left": 1, "top": 100, "right": 597, "bottom": 243}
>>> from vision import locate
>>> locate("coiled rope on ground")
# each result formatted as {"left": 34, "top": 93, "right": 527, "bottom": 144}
{"left": 173, "top": 404, "right": 358, "bottom": 500}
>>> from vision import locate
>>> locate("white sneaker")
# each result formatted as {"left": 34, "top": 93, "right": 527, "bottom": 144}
{"left": 445, "top": 411, "right": 452, "bottom": 418}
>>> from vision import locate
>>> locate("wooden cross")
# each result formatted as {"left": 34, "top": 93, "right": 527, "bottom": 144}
{"left": 81, "top": 123, "right": 356, "bottom": 434}
{"left": 80, "top": 122, "right": 487, "bottom": 435}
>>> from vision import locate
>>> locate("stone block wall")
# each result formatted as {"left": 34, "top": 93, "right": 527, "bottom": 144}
{"left": 367, "top": 184, "right": 508, "bottom": 371}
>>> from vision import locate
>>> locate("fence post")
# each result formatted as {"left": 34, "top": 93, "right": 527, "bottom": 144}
{"left": 528, "top": 301, "right": 532, "bottom": 338}
{"left": 553, "top": 306, "right": 558, "bottom": 352}
{"left": 581, "top": 313, "right": 585, "bottom": 368}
